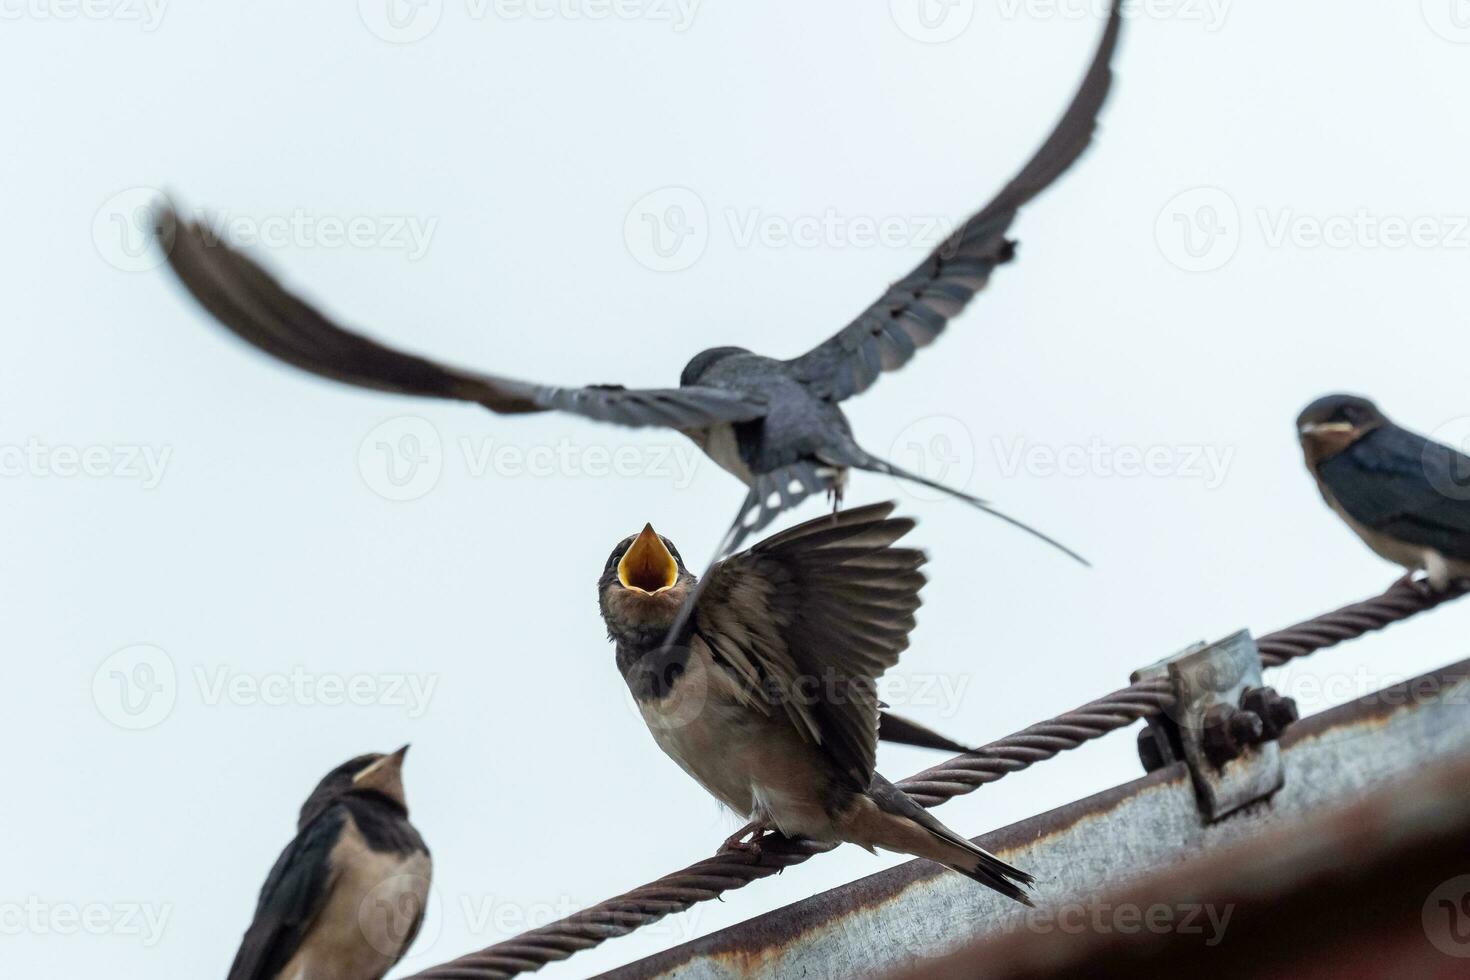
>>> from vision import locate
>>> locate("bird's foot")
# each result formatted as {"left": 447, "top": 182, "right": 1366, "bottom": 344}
{"left": 1396, "top": 571, "right": 1440, "bottom": 597}
{"left": 826, "top": 483, "right": 845, "bottom": 514}
{"left": 720, "top": 821, "right": 769, "bottom": 858}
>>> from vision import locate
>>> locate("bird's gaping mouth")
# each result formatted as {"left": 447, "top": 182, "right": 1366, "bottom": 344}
{"left": 619, "top": 524, "right": 679, "bottom": 594}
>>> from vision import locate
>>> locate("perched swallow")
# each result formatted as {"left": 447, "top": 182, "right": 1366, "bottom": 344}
{"left": 151, "top": 0, "right": 1121, "bottom": 565}
{"left": 598, "top": 504, "right": 1034, "bottom": 903}
{"left": 1298, "top": 394, "right": 1470, "bottom": 590}
{"left": 227, "top": 748, "right": 432, "bottom": 980}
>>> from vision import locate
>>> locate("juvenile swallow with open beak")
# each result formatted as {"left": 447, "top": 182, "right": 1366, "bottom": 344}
{"left": 1298, "top": 394, "right": 1470, "bottom": 591}
{"left": 598, "top": 504, "right": 1034, "bottom": 903}
{"left": 151, "top": 0, "right": 1122, "bottom": 565}
{"left": 227, "top": 747, "right": 432, "bottom": 980}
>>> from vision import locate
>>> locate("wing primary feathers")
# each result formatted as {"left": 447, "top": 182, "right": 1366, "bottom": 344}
{"left": 785, "top": 0, "right": 1125, "bottom": 401}
{"left": 152, "top": 200, "right": 768, "bottom": 429}
{"left": 688, "top": 503, "right": 928, "bottom": 791}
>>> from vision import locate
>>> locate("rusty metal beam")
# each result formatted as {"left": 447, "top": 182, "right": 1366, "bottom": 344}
{"left": 597, "top": 659, "right": 1470, "bottom": 979}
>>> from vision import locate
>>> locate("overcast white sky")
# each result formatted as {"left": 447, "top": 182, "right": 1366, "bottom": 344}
{"left": 5, "top": 0, "right": 1470, "bottom": 975}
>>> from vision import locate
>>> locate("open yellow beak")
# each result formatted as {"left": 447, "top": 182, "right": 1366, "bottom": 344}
{"left": 618, "top": 524, "right": 679, "bottom": 595}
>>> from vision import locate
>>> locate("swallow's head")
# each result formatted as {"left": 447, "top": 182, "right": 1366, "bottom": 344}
{"left": 598, "top": 524, "right": 697, "bottom": 643}
{"left": 1297, "top": 394, "right": 1388, "bottom": 466}
{"left": 299, "top": 746, "right": 412, "bottom": 827}
{"left": 680, "top": 347, "right": 750, "bottom": 387}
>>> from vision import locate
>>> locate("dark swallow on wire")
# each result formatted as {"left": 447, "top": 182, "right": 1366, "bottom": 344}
{"left": 151, "top": 0, "right": 1122, "bottom": 565}
{"left": 227, "top": 748, "right": 431, "bottom": 980}
{"left": 597, "top": 504, "right": 1035, "bottom": 903}
{"left": 1298, "top": 393, "right": 1470, "bottom": 591}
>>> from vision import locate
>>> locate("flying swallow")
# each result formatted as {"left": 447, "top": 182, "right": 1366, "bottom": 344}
{"left": 1298, "top": 393, "right": 1470, "bottom": 590}
{"left": 597, "top": 504, "right": 1034, "bottom": 903}
{"left": 227, "top": 748, "right": 432, "bottom": 980}
{"left": 151, "top": 0, "right": 1122, "bottom": 565}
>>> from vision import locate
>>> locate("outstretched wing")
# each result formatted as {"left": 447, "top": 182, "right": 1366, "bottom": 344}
{"left": 1323, "top": 426, "right": 1470, "bottom": 562}
{"left": 155, "top": 204, "right": 768, "bottom": 430}
{"left": 786, "top": 0, "right": 1124, "bottom": 402}
{"left": 227, "top": 807, "right": 344, "bottom": 980}
{"left": 692, "top": 502, "right": 926, "bottom": 791}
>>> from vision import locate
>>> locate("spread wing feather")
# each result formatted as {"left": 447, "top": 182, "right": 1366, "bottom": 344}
{"left": 786, "top": 0, "right": 1124, "bottom": 402}
{"left": 693, "top": 503, "right": 926, "bottom": 790}
{"left": 154, "top": 204, "right": 767, "bottom": 430}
